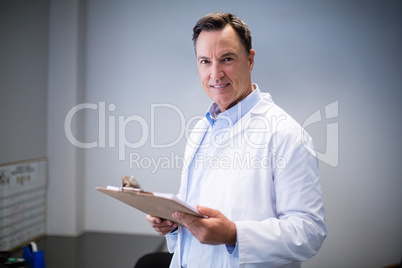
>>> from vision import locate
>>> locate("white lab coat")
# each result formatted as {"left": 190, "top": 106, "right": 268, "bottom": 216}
{"left": 167, "top": 93, "right": 327, "bottom": 267}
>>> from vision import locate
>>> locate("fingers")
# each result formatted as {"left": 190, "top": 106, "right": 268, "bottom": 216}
{"left": 146, "top": 214, "right": 162, "bottom": 224}
{"left": 172, "top": 211, "right": 211, "bottom": 243}
{"left": 172, "top": 211, "right": 193, "bottom": 226}
{"left": 195, "top": 205, "right": 218, "bottom": 217}
{"left": 172, "top": 206, "right": 214, "bottom": 227}
{"left": 146, "top": 215, "right": 178, "bottom": 235}
{"left": 172, "top": 208, "right": 237, "bottom": 246}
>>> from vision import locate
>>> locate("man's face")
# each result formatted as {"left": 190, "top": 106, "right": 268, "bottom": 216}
{"left": 196, "top": 25, "right": 255, "bottom": 112}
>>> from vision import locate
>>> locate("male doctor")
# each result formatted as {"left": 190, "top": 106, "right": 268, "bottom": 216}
{"left": 146, "top": 12, "right": 327, "bottom": 267}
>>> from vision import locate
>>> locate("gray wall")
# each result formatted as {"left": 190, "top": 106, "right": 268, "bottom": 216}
{"left": 0, "top": 0, "right": 49, "bottom": 163}
{"left": 1, "top": 0, "right": 402, "bottom": 267}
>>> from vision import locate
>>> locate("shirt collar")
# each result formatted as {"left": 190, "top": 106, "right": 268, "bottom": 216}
{"left": 205, "top": 84, "right": 262, "bottom": 127}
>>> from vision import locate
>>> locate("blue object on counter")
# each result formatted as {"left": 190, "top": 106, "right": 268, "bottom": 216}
{"left": 22, "top": 242, "right": 45, "bottom": 268}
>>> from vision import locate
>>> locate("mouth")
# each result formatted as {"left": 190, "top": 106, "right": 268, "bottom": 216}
{"left": 210, "top": 83, "right": 230, "bottom": 89}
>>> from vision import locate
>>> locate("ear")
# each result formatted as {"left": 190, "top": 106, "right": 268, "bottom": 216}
{"left": 248, "top": 49, "right": 256, "bottom": 72}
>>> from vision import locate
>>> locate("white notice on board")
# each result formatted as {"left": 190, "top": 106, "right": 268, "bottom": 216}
{"left": 0, "top": 158, "right": 47, "bottom": 251}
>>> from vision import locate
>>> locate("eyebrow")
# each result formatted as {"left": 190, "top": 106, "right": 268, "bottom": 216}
{"left": 220, "top": 52, "right": 237, "bottom": 59}
{"left": 197, "top": 56, "right": 210, "bottom": 61}
{"left": 197, "top": 51, "right": 238, "bottom": 61}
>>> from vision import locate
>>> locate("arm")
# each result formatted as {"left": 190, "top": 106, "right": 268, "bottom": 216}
{"left": 172, "top": 205, "right": 236, "bottom": 246}
{"left": 235, "top": 135, "right": 327, "bottom": 265}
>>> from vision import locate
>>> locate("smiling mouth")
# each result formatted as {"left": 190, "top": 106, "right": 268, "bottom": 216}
{"left": 211, "top": 83, "right": 230, "bottom": 89}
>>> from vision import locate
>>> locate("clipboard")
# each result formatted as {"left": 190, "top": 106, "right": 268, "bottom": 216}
{"left": 96, "top": 176, "right": 205, "bottom": 226}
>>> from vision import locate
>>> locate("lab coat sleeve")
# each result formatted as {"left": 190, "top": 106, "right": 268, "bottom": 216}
{"left": 165, "top": 230, "right": 178, "bottom": 253}
{"left": 235, "top": 133, "right": 327, "bottom": 267}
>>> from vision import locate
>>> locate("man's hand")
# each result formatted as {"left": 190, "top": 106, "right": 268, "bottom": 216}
{"left": 146, "top": 215, "right": 178, "bottom": 235}
{"left": 172, "top": 205, "right": 237, "bottom": 246}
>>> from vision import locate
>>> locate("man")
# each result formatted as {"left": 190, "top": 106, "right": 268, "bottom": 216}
{"left": 147, "top": 12, "right": 327, "bottom": 267}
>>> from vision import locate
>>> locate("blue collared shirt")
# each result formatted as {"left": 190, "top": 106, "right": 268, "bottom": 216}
{"left": 180, "top": 85, "right": 262, "bottom": 267}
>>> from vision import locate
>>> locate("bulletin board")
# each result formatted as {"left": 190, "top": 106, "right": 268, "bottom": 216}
{"left": 0, "top": 158, "right": 47, "bottom": 251}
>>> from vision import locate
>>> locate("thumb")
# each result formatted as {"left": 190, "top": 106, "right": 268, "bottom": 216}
{"left": 196, "top": 205, "right": 219, "bottom": 217}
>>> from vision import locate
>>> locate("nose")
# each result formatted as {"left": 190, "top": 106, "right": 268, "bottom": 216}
{"left": 210, "top": 63, "right": 224, "bottom": 80}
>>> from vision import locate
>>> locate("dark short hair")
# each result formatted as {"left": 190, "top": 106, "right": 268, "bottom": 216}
{"left": 192, "top": 12, "right": 252, "bottom": 55}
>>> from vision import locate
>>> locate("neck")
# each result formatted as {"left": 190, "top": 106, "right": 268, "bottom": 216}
{"left": 220, "top": 83, "right": 255, "bottom": 112}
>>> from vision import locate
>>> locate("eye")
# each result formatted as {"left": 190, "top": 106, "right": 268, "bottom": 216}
{"left": 223, "top": 57, "right": 233, "bottom": 62}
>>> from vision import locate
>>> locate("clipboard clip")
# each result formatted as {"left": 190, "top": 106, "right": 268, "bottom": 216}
{"left": 122, "top": 176, "right": 144, "bottom": 192}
